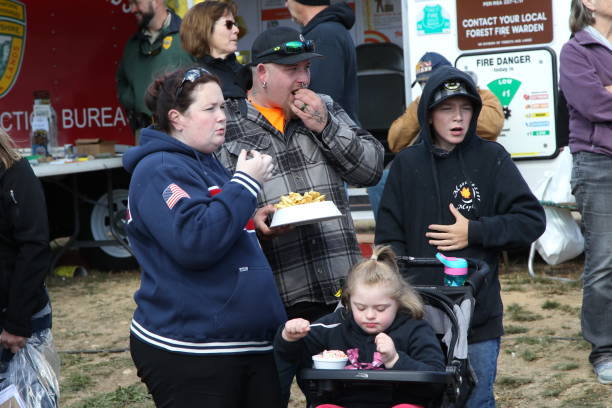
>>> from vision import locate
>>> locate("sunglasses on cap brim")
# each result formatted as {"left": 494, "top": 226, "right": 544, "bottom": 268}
{"left": 255, "top": 40, "right": 316, "bottom": 60}
{"left": 175, "top": 67, "right": 213, "bottom": 100}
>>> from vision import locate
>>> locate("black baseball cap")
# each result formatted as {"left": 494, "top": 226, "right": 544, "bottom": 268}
{"left": 429, "top": 79, "right": 478, "bottom": 110}
{"left": 251, "top": 26, "right": 323, "bottom": 66}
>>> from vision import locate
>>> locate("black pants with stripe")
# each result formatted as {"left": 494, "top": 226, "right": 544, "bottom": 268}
{"left": 130, "top": 334, "right": 282, "bottom": 408}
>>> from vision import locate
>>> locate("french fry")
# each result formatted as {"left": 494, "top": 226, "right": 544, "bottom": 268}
{"left": 274, "top": 190, "right": 327, "bottom": 209}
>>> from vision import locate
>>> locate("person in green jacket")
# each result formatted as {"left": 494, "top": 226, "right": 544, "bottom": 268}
{"left": 116, "top": 0, "right": 194, "bottom": 138}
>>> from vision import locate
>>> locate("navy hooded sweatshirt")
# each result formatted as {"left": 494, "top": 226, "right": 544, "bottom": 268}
{"left": 302, "top": 2, "right": 358, "bottom": 121}
{"left": 375, "top": 67, "right": 545, "bottom": 343}
{"left": 123, "top": 127, "right": 286, "bottom": 354}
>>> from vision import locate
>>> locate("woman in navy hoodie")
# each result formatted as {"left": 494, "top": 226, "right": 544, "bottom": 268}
{"left": 375, "top": 67, "right": 545, "bottom": 407}
{"left": 123, "top": 67, "right": 286, "bottom": 407}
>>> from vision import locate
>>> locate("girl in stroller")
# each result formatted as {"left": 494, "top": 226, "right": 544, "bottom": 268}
{"left": 274, "top": 245, "right": 445, "bottom": 408}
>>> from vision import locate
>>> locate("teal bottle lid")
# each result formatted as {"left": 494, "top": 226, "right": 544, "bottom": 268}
{"left": 436, "top": 252, "right": 468, "bottom": 275}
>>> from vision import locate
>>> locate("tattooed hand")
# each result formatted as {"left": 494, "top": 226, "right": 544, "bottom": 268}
{"left": 291, "top": 88, "right": 329, "bottom": 134}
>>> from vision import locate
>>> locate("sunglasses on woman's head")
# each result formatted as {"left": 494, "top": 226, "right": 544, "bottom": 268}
{"left": 175, "top": 67, "right": 213, "bottom": 100}
{"left": 255, "top": 40, "right": 316, "bottom": 59}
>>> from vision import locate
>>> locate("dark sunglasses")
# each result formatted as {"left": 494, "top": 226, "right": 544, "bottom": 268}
{"left": 255, "top": 40, "right": 315, "bottom": 59}
{"left": 175, "top": 67, "right": 213, "bottom": 100}
{"left": 221, "top": 20, "right": 237, "bottom": 30}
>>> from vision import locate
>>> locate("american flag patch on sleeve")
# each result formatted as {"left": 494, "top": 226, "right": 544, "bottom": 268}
{"left": 162, "top": 183, "right": 191, "bottom": 209}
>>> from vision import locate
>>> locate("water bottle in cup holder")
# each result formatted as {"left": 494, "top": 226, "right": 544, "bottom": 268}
{"left": 436, "top": 252, "right": 468, "bottom": 287}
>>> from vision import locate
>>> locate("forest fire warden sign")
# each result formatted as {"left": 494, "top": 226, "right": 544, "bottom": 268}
{"left": 456, "top": 0, "right": 553, "bottom": 51}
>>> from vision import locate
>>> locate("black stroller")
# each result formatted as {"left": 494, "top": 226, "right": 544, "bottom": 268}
{"left": 300, "top": 256, "right": 490, "bottom": 408}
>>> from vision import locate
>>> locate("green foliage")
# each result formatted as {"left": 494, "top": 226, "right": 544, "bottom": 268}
{"left": 542, "top": 300, "right": 561, "bottom": 309}
{"left": 69, "top": 384, "right": 152, "bottom": 408}
{"left": 552, "top": 362, "right": 580, "bottom": 371}
{"left": 506, "top": 303, "right": 544, "bottom": 321}
{"left": 520, "top": 349, "right": 540, "bottom": 362}
{"left": 502, "top": 284, "right": 526, "bottom": 292}
{"left": 496, "top": 376, "right": 533, "bottom": 387}
{"left": 541, "top": 300, "right": 581, "bottom": 316}
{"left": 64, "top": 372, "right": 94, "bottom": 393}
{"left": 560, "top": 385, "right": 612, "bottom": 408}
{"left": 61, "top": 353, "right": 86, "bottom": 369}
{"left": 505, "top": 325, "right": 529, "bottom": 335}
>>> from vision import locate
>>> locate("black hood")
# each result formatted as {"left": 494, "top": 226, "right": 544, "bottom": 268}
{"left": 416, "top": 66, "right": 484, "bottom": 221}
{"left": 303, "top": 3, "right": 355, "bottom": 33}
{"left": 417, "top": 66, "right": 482, "bottom": 151}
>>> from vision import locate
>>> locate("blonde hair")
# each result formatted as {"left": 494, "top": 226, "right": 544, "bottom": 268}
{"left": 342, "top": 245, "right": 424, "bottom": 319}
{"left": 180, "top": 1, "right": 238, "bottom": 58}
{"left": 0, "top": 128, "right": 21, "bottom": 169}
{"left": 570, "top": 0, "right": 595, "bottom": 32}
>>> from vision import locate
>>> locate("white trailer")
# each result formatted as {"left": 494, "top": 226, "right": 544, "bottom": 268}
{"left": 228, "top": 0, "right": 572, "bottom": 190}
{"left": 398, "top": 0, "right": 572, "bottom": 191}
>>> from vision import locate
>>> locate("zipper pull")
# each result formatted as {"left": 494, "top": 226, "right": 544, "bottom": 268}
{"left": 9, "top": 189, "right": 18, "bottom": 204}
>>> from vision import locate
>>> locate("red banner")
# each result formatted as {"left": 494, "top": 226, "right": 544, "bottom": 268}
{"left": 0, "top": 0, "right": 137, "bottom": 147}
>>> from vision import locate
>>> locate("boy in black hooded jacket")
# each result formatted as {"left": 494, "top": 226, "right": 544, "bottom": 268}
{"left": 375, "top": 66, "right": 545, "bottom": 407}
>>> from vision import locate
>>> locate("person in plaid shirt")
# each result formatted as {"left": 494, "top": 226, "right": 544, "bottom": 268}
{"left": 215, "top": 26, "right": 383, "bottom": 405}
{"left": 217, "top": 26, "right": 383, "bottom": 320}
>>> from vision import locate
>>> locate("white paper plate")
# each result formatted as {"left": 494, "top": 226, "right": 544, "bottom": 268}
{"left": 270, "top": 201, "right": 342, "bottom": 228}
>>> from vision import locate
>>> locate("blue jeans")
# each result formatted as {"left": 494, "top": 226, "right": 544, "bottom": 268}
{"left": 571, "top": 151, "right": 612, "bottom": 367}
{"left": 465, "top": 338, "right": 500, "bottom": 408}
{"left": 366, "top": 168, "right": 389, "bottom": 219}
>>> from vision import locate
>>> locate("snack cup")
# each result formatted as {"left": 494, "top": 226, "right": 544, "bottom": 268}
{"left": 312, "top": 354, "right": 348, "bottom": 370}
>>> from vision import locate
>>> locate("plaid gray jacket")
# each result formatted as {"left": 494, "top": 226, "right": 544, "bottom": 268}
{"left": 216, "top": 96, "right": 384, "bottom": 307}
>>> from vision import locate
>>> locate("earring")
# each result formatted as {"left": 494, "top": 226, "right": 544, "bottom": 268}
{"left": 262, "top": 81, "right": 267, "bottom": 89}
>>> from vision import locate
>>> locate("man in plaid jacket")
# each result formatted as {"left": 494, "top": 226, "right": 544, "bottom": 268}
{"left": 216, "top": 26, "right": 383, "bottom": 323}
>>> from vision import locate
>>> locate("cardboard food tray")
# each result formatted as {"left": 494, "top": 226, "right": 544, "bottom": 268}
{"left": 270, "top": 201, "right": 342, "bottom": 228}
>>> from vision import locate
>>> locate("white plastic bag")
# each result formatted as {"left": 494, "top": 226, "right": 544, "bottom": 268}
{"left": 534, "top": 206, "right": 584, "bottom": 265}
{"left": 0, "top": 329, "right": 59, "bottom": 408}
{"left": 537, "top": 148, "right": 576, "bottom": 204}
{"left": 532, "top": 152, "right": 584, "bottom": 265}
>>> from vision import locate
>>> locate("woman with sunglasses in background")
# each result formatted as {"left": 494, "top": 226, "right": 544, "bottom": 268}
{"left": 180, "top": 1, "right": 251, "bottom": 101}
{"left": 123, "top": 66, "right": 287, "bottom": 407}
